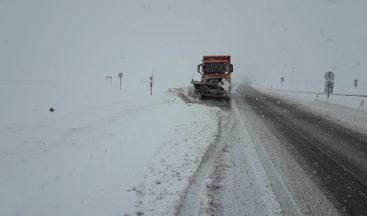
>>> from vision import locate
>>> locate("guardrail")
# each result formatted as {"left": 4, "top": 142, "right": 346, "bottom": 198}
{"left": 267, "top": 88, "right": 367, "bottom": 98}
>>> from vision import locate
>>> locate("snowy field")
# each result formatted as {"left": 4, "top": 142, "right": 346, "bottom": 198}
{"left": 0, "top": 83, "right": 220, "bottom": 216}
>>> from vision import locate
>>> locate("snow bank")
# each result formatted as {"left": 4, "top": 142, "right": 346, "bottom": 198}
{"left": 126, "top": 99, "right": 220, "bottom": 216}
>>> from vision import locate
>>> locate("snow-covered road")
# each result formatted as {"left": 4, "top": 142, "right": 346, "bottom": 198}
{"left": 234, "top": 85, "right": 367, "bottom": 215}
{"left": 179, "top": 84, "right": 367, "bottom": 216}
{"left": 178, "top": 98, "right": 282, "bottom": 216}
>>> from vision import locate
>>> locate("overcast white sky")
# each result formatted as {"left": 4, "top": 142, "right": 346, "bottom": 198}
{"left": 1, "top": 0, "right": 367, "bottom": 90}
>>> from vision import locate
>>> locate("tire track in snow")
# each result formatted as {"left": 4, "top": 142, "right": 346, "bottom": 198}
{"left": 178, "top": 99, "right": 282, "bottom": 216}
{"left": 177, "top": 111, "right": 233, "bottom": 215}
{"left": 232, "top": 98, "right": 302, "bottom": 216}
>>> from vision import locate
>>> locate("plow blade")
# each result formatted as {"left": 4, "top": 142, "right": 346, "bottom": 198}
{"left": 191, "top": 80, "right": 230, "bottom": 99}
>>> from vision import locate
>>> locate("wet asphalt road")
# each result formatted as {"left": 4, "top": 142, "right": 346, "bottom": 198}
{"left": 238, "top": 86, "right": 367, "bottom": 215}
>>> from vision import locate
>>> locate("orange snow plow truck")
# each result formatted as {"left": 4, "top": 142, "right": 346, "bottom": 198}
{"left": 191, "top": 55, "right": 233, "bottom": 99}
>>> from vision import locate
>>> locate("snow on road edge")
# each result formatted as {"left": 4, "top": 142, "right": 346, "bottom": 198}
{"left": 257, "top": 87, "right": 367, "bottom": 135}
{"left": 232, "top": 101, "right": 288, "bottom": 216}
{"left": 126, "top": 94, "right": 221, "bottom": 216}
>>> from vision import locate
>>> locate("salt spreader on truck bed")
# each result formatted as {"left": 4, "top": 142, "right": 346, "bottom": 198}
{"left": 191, "top": 55, "right": 233, "bottom": 99}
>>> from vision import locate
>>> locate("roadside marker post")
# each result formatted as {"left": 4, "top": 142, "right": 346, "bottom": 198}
{"left": 150, "top": 75, "right": 153, "bottom": 96}
{"left": 324, "top": 71, "right": 335, "bottom": 99}
{"left": 118, "top": 72, "right": 123, "bottom": 90}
